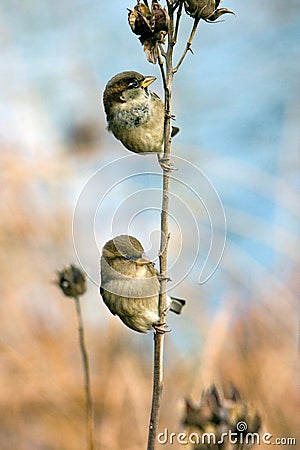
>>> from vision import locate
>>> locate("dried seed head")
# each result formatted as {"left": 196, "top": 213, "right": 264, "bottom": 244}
{"left": 184, "top": 0, "right": 235, "bottom": 22}
{"left": 128, "top": 0, "right": 169, "bottom": 63}
{"left": 56, "top": 264, "right": 87, "bottom": 297}
{"left": 183, "top": 385, "right": 261, "bottom": 448}
{"left": 128, "top": 3, "right": 152, "bottom": 37}
{"left": 227, "top": 401, "right": 261, "bottom": 435}
{"left": 151, "top": 1, "right": 169, "bottom": 33}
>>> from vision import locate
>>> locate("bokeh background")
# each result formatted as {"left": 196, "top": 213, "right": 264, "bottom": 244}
{"left": 0, "top": 0, "right": 299, "bottom": 448}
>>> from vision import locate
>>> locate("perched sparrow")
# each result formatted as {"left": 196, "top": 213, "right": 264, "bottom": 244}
{"left": 103, "top": 71, "right": 165, "bottom": 155}
{"left": 100, "top": 235, "right": 185, "bottom": 333}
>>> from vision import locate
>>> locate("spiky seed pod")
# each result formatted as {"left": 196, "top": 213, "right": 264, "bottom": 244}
{"left": 184, "top": 0, "right": 235, "bottom": 22}
{"left": 128, "top": 2, "right": 152, "bottom": 37}
{"left": 182, "top": 385, "right": 261, "bottom": 449}
{"left": 128, "top": 0, "right": 169, "bottom": 63}
{"left": 56, "top": 264, "right": 87, "bottom": 297}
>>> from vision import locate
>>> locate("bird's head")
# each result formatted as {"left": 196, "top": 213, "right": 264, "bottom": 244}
{"left": 102, "top": 234, "right": 151, "bottom": 266}
{"left": 103, "top": 71, "right": 156, "bottom": 116}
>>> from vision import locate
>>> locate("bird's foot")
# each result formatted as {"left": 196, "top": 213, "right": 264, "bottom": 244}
{"left": 157, "top": 274, "right": 172, "bottom": 282}
{"left": 158, "top": 155, "right": 178, "bottom": 172}
{"left": 165, "top": 112, "right": 176, "bottom": 120}
{"left": 153, "top": 322, "right": 171, "bottom": 334}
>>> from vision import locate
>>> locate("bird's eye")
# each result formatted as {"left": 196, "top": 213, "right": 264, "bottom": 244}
{"left": 128, "top": 79, "right": 139, "bottom": 89}
{"left": 124, "top": 255, "right": 135, "bottom": 261}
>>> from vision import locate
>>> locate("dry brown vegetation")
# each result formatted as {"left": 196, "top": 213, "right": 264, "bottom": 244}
{"left": 0, "top": 145, "right": 298, "bottom": 449}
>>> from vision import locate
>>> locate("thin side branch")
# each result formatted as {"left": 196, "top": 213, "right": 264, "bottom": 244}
{"left": 173, "top": 18, "right": 200, "bottom": 73}
{"left": 157, "top": 48, "right": 167, "bottom": 91}
{"left": 159, "top": 43, "right": 167, "bottom": 59}
{"left": 173, "top": 0, "right": 183, "bottom": 45}
{"left": 74, "top": 296, "right": 94, "bottom": 450}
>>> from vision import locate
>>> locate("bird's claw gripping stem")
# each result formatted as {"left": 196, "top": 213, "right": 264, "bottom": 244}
{"left": 153, "top": 322, "right": 171, "bottom": 334}
{"left": 158, "top": 155, "right": 178, "bottom": 172}
{"left": 157, "top": 274, "right": 172, "bottom": 282}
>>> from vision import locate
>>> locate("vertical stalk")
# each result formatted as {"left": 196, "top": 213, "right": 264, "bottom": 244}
{"left": 147, "top": 5, "right": 175, "bottom": 450}
{"left": 74, "top": 296, "right": 94, "bottom": 450}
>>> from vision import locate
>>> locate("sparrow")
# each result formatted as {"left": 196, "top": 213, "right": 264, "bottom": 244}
{"left": 103, "top": 71, "right": 165, "bottom": 156}
{"left": 100, "top": 234, "right": 185, "bottom": 333}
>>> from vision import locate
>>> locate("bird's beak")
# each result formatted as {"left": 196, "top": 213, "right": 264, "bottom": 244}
{"left": 140, "top": 76, "right": 156, "bottom": 89}
{"left": 136, "top": 254, "right": 151, "bottom": 266}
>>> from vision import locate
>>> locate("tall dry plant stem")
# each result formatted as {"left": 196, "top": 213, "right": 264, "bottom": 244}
{"left": 147, "top": 2, "right": 199, "bottom": 448}
{"left": 74, "top": 295, "right": 94, "bottom": 450}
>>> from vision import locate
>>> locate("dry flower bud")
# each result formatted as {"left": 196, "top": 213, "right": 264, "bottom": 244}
{"left": 184, "top": 0, "right": 235, "bottom": 22}
{"left": 227, "top": 402, "right": 261, "bottom": 434}
{"left": 128, "top": 3, "right": 152, "bottom": 37}
{"left": 56, "top": 264, "right": 87, "bottom": 298}
{"left": 151, "top": 1, "right": 169, "bottom": 33}
{"left": 128, "top": 0, "right": 169, "bottom": 63}
{"left": 183, "top": 385, "right": 261, "bottom": 449}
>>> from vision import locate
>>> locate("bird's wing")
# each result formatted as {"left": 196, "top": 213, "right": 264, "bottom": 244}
{"left": 100, "top": 286, "right": 117, "bottom": 315}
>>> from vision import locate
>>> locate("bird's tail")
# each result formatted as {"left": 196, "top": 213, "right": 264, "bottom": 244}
{"left": 170, "top": 297, "right": 186, "bottom": 315}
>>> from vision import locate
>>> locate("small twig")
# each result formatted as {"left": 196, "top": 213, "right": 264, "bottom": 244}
{"left": 173, "top": 17, "right": 200, "bottom": 73}
{"left": 173, "top": 0, "right": 183, "bottom": 45}
{"left": 74, "top": 295, "right": 94, "bottom": 450}
{"left": 157, "top": 48, "right": 167, "bottom": 91}
{"left": 159, "top": 43, "right": 167, "bottom": 59}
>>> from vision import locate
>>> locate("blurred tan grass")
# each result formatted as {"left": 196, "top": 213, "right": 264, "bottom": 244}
{"left": 0, "top": 148, "right": 298, "bottom": 449}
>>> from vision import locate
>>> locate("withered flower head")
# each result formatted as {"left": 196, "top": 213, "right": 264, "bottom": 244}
{"left": 56, "top": 264, "right": 87, "bottom": 298}
{"left": 184, "top": 0, "right": 235, "bottom": 22}
{"left": 128, "top": 0, "right": 169, "bottom": 63}
{"left": 183, "top": 385, "right": 261, "bottom": 449}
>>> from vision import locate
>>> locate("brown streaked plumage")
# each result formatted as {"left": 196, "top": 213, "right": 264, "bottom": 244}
{"left": 103, "top": 71, "right": 164, "bottom": 155}
{"left": 100, "top": 235, "right": 185, "bottom": 333}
